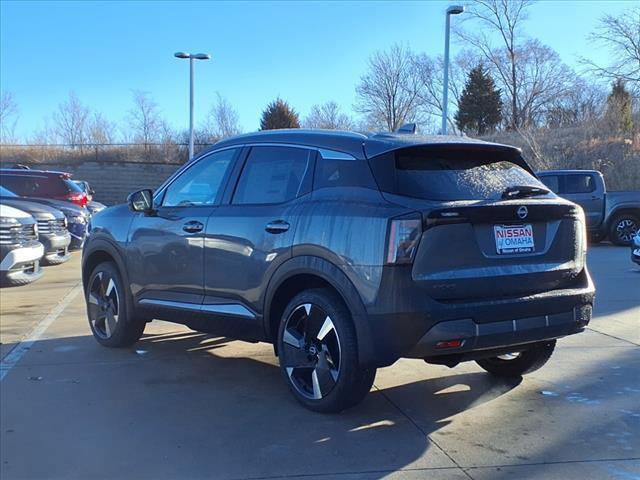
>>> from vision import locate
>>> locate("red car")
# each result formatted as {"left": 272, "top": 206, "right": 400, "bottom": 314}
{"left": 0, "top": 168, "right": 88, "bottom": 208}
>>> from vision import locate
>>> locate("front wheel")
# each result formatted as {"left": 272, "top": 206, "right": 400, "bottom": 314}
{"left": 86, "top": 261, "right": 145, "bottom": 348}
{"left": 609, "top": 213, "right": 639, "bottom": 246}
{"left": 476, "top": 341, "right": 556, "bottom": 377}
{"left": 277, "top": 288, "right": 376, "bottom": 413}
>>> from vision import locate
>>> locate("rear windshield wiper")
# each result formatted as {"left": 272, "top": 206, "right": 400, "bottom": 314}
{"left": 501, "top": 185, "right": 550, "bottom": 199}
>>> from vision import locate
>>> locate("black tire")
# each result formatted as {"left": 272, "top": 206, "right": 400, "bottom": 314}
{"left": 476, "top": 340, "right": 556, "bottom": 377}
{"left": 86, "top": 261, "right": 145, "bottom": 348}
{"left": 277, "top": 288, "right": 376, "bottom": 413}
{"left": 609, "top": 213, "right": 640, "bottom": 246}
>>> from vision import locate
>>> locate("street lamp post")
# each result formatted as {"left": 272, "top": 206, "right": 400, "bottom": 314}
{"left": 174, "top": 52, "right": 211, "bottom": 159}
{"left": 441, "top": 5, "right": 464, "bottom": 135}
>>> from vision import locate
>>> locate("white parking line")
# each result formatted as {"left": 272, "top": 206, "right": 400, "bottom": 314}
{"left": 0, "top": 283, "right": 82, "bottom": 382}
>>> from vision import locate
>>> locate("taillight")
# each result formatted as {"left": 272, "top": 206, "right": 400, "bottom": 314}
{"left": 386, "top": 215, "right": 422, "bottom": 264}
{"left": 67, "top": 192, "right": 87, "bottom": 207}
{"left": 576, "top": 206, "right": 587, "bottom": 268}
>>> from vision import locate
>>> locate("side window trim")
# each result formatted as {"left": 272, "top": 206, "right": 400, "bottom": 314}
{"left": 158, "top": 147, "right": 240, "bottom": 208}
{"left": 220, "top": 147, "right": 250, "bottom": 205}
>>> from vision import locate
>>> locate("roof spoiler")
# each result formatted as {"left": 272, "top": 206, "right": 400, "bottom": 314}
{"left": 395, "top": 123, "right": 417, "bottom": 134}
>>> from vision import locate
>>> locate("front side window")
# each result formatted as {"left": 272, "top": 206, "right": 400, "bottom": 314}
{"left": 162, "top": 149, "right": 236, "bottom": 207}
{"left": 563, "top": 174, "right": 595, "bottom": 194}
{"left": 232, "top": 146, "right": 312, "bottom": 205}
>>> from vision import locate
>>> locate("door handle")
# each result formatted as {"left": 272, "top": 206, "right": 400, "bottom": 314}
{"left": 265, "top": 220, "right": 290, "bottom": 234}
{"left": 182, "top": 220, "right": 204, "bottom": 233}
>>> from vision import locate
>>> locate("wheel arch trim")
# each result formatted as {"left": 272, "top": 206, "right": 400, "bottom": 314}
{"left": 82, "top": 238, "right": 130, "bottom": 295}
{"left": 263, "top": 255, "right": 376, "bottom": 366}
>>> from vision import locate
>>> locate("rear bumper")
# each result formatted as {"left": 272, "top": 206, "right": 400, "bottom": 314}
{"left": 363, "top": 268, "right": 595, "bottom": 367}
{"left": 408, "top": 304, "right": 591, "bottom": 359}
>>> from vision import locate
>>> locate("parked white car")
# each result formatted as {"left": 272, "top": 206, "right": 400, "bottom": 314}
{"left": 0, "top": 204, "right": 44, "bottom": 287}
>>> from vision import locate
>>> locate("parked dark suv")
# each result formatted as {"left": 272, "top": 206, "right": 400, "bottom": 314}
{"left": 0, "top": 169, "right": 89, "bottom": 208}
{"left": 82, "top": 130, "right": 595, "bottom": 412}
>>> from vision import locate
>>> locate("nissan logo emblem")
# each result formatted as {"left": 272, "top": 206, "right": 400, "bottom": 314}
{"left": 517, "top": 206, "right": 529, "bottom": 219}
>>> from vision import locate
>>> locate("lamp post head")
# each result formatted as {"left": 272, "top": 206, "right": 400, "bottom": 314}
{"left": 174, "top": 52, "right": 191, "bottom": 59}
{"left": 446, "top": 5, "right": 464, "bottom": 15}
{"left": 192, "top": 53, "right": 211, "bottom": 60}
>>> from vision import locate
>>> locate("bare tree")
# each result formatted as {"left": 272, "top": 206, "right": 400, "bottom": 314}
{"left": 455, "top": 0, "right": 534, "bottom": 129}
{"left": 199, "top": 93, "right": 241, "bottom": 142}
{"left": 28, "top": 120, "right": 55, "bottom": 145}
{"left": 413, "top": 50, "right": 478, "bottom": 133}
{"left": 127, "top": 90, "right": 163, "bottom": 148}
{"left": 355, "top": 44, "right": 422, "bottom": 131}
{"left": 52, "top": 92, "right": 90, "bottom": 148}
{"left": 544, "top": 78, "right": 606, "bottom": 128}
{"left": 513, "top": 39, "right": 576, "bottom": 127}
{"left": 304, "top": 101, "right": 354, "bottom": 130}
{"left": 581, "top": 7, "right": 640, "bottom": 93}
{"left": 0, "top": 91, "right": 19, "bottom": 143}
{"left": 86, "top": 112, "right": 116, "bottom": 144}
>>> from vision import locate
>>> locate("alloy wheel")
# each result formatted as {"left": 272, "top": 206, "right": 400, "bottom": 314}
{"left": 616, "top": 219, "right": 638, "bottom": 243}
{"left": 88, "top": 271, "right": 120, "bottom": 339}
{"left": 280, "top": 303, "right": 341, "bottom": 400}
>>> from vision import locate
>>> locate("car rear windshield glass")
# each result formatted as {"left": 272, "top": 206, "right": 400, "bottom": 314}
{"left": 0, "top": 174, "right": 81, "bottom": 197}
{"left": 64, "top": 179, "right": 83, "bottom": 194}
{"left": 369, "top": 148, "right": 544, "bottom": 201}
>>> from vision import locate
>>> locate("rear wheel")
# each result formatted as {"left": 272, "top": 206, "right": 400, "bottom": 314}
{"left": 86, "top": 261, "right": 145, "bottom": 347}
{"left": 609, "top": 213, "right": 639, "bottom": 246}
{"left": 476, "top": 340, "right": 556, "bottom": 377}
{"left": 277, "top": 288, "right": 376, "bottom": 413}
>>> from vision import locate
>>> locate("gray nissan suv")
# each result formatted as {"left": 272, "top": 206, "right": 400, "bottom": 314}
{"left": 82, "top": 129, "right": 595, "bottom": 412}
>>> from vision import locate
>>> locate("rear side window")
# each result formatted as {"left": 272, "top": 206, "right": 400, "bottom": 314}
{"left": 563, "top": 174, "right": 595, "bottom": 194}
{"left": 369, "top": 147, "right": 543, "bottom": 201}
{"left": 314, "top": 151, "right": 377, "bottom": 189}
{"left": 232, "top": 146, "right": 312, "bottom": 205}
{"left": 539, "top": 175, "right": 559, "bottom": 193}
{"left": 0, "top": 174, "right": 75, "bottom": 196}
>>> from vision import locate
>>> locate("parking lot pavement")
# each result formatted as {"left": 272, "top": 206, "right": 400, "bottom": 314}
{"left": 0, "top": 247, "right": 638, "bottom": 480}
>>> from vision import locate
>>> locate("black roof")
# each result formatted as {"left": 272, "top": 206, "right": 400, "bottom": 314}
{"left": 0, "top": 168, "right": 72, "bottom": 177}
{"left": 208, "top": 129, "right": 522, "bottom": 161}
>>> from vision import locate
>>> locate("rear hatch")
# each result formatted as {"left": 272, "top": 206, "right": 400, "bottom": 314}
{"left": 369, "top": 144, "right": 586, "bottom": 304}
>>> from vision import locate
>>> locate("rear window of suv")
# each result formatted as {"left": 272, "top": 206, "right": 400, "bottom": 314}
{"left": 368, "top": 147, "right": 544, "bottom": 201}
{"left": 0, "top": 174, "right": 82, "bottom": 197}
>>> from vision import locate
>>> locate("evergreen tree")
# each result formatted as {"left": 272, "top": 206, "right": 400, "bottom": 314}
{"left": 260, "top": 98, "right": 300, "bottom": 130}
{"left": 455, "top": 65, "right": 503, "bottom": 136}
{"left": 605, "top": 79, "right": 633, "bottom": 134}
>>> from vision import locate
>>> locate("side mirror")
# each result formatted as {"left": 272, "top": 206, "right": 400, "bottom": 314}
{"left": 127, "top": 189, "right": 154, "bottom": 214}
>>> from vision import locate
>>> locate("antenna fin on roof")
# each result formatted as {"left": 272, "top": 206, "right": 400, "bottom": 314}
{"left": 396, "top": 123, "right": 417, "bottom": 134}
